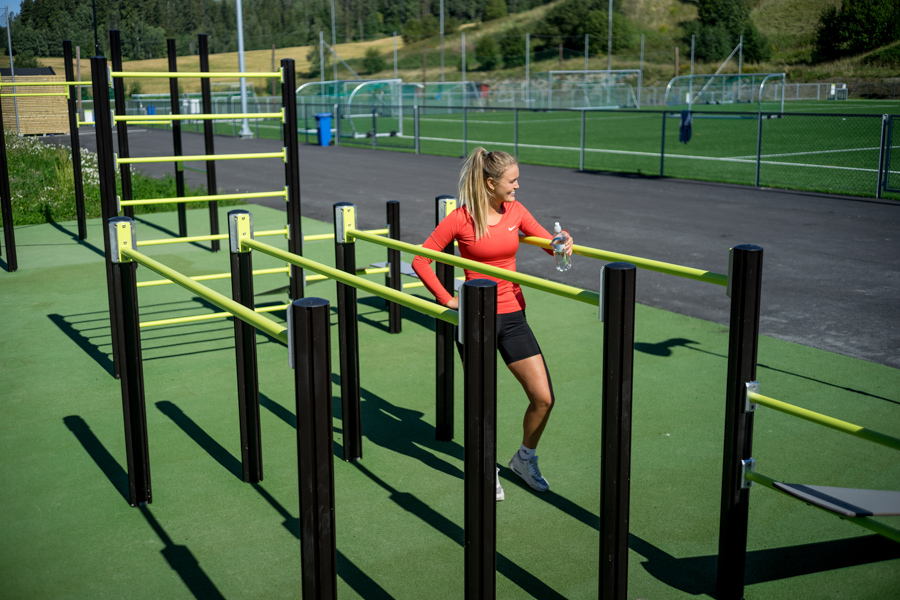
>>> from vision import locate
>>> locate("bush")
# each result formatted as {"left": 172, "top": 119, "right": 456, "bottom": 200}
{"left": 306, "top": 44, "right": 322, "bottom": 77}
{"left": 363, "top": 48, "right": 386, "bottom": 74}
{"left": 814, "top": 0, "right": 900, "bottom": 63}
{"left": 498, "top": 25, "right": 529, "bottom": 67}
{"left": 474, "top": 36, "right": 502, "bottom": 71}
{"left": 483, "top": 0, "right": 508, "bottom": 22}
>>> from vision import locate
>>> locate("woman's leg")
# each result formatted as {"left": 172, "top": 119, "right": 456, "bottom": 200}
{"left": 507, "top": 353, "right": 555, "bottom": 449}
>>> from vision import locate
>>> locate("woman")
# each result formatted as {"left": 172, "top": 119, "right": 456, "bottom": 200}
{"left": 412, "top": 147, "right": 573, "bottom": 501}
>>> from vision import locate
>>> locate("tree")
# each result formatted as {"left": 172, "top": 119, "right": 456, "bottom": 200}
{"left": 684, "top": 0, "right": 770, "bottom": 63}
{"left": 363, "top": 47, "right": 386, "bottom": 74}
{"left": 498, "top": 25, "right": 529, "bottom": 67}
{"left": 474, "top": 35, "right": 502, "bottom": 70}
{"left": 814, "top": 0, "right": 900, "bottom": 62}
{"left": 483, "top": 0, "right": 508, "bottom": 22}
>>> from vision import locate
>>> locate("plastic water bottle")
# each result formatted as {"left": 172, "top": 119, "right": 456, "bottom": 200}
{"left": 552, "top": 222, "right": 571, "bottom": 272}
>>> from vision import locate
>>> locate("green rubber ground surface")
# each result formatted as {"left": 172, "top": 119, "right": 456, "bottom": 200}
{"left": 2, "top": 206, "right": 899, "bottom": 599}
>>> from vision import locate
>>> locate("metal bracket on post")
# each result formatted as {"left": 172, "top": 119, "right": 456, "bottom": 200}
{"left": 109, "top": 217, "right": 135, "bottom": 263}
{"left": 335, "top": 203, "right": 356, "bottom": 244}
{"left": 741, "top": 458, "right": 756, "bottom": 489}
{"left": 438, "top": 196, "right": 457, "bottom": 221}
{"left": 228, "top": 210, "right": 254, "bottom": 253}
{"left": 744, "top": 381, "right": 760, "bottom": 413}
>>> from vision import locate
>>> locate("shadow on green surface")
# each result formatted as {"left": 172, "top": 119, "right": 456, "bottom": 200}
{"left": 45, "top": 220, "right": 106, "bottom": 259}
{"left": 49, "top": 313, "right": 115, "bottom": 376}
{"left": 63, "top": 415, "right": 226, "bottom": 599}
{"left": 635, "top": 337, "right": 899, "bottom": 405}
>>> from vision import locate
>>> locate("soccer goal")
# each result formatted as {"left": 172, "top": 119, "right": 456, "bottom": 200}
{"left": 531, "top": 70, "right": 641, "bottom": 110}
{"left": 664, "top": 73, "right": 786, "bottom": 113}
{"left": 399, "top": 81, "right": 484, "bottom": 114}
{"left": 296, "top": 79, "right": 404, "bottom": 138}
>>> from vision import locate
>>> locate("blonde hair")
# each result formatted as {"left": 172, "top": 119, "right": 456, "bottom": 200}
{"left": 458, "top": 147, "right": 517, "bottom": 239}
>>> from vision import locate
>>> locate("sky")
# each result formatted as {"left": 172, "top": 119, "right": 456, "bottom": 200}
{"left": 5, "top": 1, "right": 23, "bottom": 19}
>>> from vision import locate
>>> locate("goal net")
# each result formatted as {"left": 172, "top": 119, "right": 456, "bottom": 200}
{"left": 531, "top": 70, "right": 641, "bottom": 110}
{"left": 664, "top": 73, "right": 786, "bottom": 113}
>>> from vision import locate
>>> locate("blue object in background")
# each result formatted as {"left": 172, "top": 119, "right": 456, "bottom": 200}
{"left": 315, "top": 113, "right": 332, "bottom": 146}
{"left": 147, "top": 105, "right": 156, "bottom": 116}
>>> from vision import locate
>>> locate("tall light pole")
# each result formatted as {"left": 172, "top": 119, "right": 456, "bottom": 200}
{"left": 607, "top": 0, "right": 613, "bottom": 71}
{"left": 236, "top": 0, "right": 252, "bottom": 137}
{"left": 330, "top": 0, "right": 337, "bottom": 82}
{"left": 5, "top": 6, "right": 19, "bottom": 133}
{"left": 440, "top": 0, "right": 444, "bottom": 82}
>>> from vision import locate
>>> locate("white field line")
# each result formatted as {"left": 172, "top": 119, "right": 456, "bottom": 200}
{"left": 730, "top": 145, "right": 900, "bottom": 161}
{"left": 399, "top": 134, "right": 900, "bottom": 174}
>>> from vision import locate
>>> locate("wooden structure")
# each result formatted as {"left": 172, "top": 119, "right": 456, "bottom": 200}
{"left": 1, "top": 67, "right": 69, "bottom": 135}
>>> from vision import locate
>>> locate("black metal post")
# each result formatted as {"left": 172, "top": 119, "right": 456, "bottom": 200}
{"left": 371, "top": 106, "right": 377, "bottom": 149}
{"left": 167, "top": 39, "right": 187, "bottom": 237}
{"left": 334, "top": 203, "right": 362, "bottom": 461}
{"left": 228, "top": 210, "right": 263, "bottom": 483}
{"left": 435, "top": 195, "right": 456, "bottom": 441}
{"left": 659, "top": 111, "right": 667, "bottom": 178}
{"left": 599, "top": 263, "right": 637, "bottom": 600}
{"left": 716, "top": 244, "right": 763, "bottom": 600}
{"left": 63, "top": 40, "right": 88, "bottom": 240}
{"left": 109, "top": 217, "right": 151, "bottom": 506}
{"left": 109, "top": 30, "right": 134, "bottom": 219}
{"left": 290, "top": 297, "right": 338, "bottom": 600}
{"left": 198, "top": 34, "right": 220, "bottom": 252}
{"left": 386, "top": 200, "right": 402, "bottom": 333}
{"left": 282, "top": 59, "right": 304, "bottom": 300}
{"left": 462, "top": 279, "right": 498, "bottom": 600}
{"left": 0, "top": 94, "right": 17, "bottom": 272}
{"left": 93, "top": 55, "right": 123, "bottom": 379}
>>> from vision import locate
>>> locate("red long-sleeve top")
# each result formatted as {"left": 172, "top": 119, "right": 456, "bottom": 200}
{"left": 412, "top": 202, "right": 554, "bottom": 315}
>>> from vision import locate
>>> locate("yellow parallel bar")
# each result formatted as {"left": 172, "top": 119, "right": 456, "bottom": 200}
{"left": 243, "top": 237, "right": 458, "bottom": 325}
{"left": 1, "top": 92, "right": 68, "bottom": 97}
{"left": 403, "top": 275, "right": 464, "bottom": 291}
{"left": 118, "top": 150, "right": 285, "bottom": 164}
{"left": 138, "top": 266, "right": 289, "bottom": 288}
{"left": 140, "top": 303, "right": 290, "bottom": 328}
{"left": 111, "top": 71, "right": 282, "bottom": 79}
{"left": 349, "top": 229, "right": 599, "bottom": 307}
{"left": 0, "top": 80, "right": 81, "bottom": 86}
{"left": 136, "top": 227, "right": 288, "bottom": 248}
{"left": 745, "top": 471, "right": 900, "bottom": 544}
{"left": 359, "top": 267, "right": 389, "bottom": 275}
{"left": 123, "top": 189, "right": 287, "bottom": 207}
{"left": 520, "top": 236, "right": 728, "bottom": 286}
{"left": 368, "top": 228, "right": 390, "bottom": 236}
{"left": 78, "top": 121, "right": 95, "bottom": 126}
{"left": 122, "top": 247, "right": 287, "bottom": 343}
{"left": 115, "top": 111, "right": 283, "bottom": 123}
{"left": 305, "top": 233, "right": 335, "bottom": 242}
{"left": 749, "top": 392, "right": 900, "bottom": 452}
{"left": 127, "top": 120, "right": 172, "bottom": 125}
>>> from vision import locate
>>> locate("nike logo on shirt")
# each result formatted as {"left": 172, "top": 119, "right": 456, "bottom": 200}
{"left": 508, "top": 226, "right": 517, "bottom": 231}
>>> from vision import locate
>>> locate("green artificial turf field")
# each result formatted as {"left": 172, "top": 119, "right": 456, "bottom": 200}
{"left": 2, "top": 206, "right": 898, "bottom": 598}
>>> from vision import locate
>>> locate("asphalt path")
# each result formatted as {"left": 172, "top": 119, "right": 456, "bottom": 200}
{"left": 59, "top": 127, "right": 900, "bottom": 368}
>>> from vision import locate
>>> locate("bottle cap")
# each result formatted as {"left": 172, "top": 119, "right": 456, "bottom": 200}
{"left": 554, "top": 222, "right": 561, "bottom": 233}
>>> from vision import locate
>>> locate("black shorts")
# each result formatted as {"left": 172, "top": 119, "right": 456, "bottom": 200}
{"left": 456, "top": 310, "right": 543, "bottom": 366}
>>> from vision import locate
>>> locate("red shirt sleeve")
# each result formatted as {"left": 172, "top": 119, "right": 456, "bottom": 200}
{"left": 516, "top": 204, "right": 555, "bottom": 256}
{"left": 412, "top": 209, "right": 461, "bottom": 306}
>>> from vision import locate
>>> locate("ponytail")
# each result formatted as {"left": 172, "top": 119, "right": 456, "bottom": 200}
{"left": 458, "top": 147, "right": 517, "bottom": 239}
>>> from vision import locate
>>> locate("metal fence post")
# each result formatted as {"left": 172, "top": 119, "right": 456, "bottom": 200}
{"left": 334, "top": 103, "right": 341, "bottom": 147}
{"left": 166, "top": 39, "right": 187, "bottom": 237}
{"left": 282, "top": 59, "right": 304, "bottom": 300}
{"left": 462, "top": 279, "right": 498, "bottom": 600}
{"left": 659, "top": 111, "right": 667, "bottom": 178}
{"left": 92, "top": 55, "right": 123, "bottom": 379}
{"left": 580, "top": 109, "right": 586, "bottom": 172}
{"left": 514, "top": 107, "right": 519, "bottom": 159}
{"left": 386, "top": 200, "right": 402, "bottom": 333}
{"left": 463, "top": 104, "right": 468, "bottom": 158}
{"left": 109, "top": 217, "right": 151, "bottom": 507}
{"left": 228, "top": 210, "right": 263, "bottom": 483}
{"left": 876, "top": 114, "right": 888, "bottom": 199}
{"left": 716, "top": 244, "right": 763, "bottom": 600}
{"left": 599, "top": 263, "right": 637, "bottom": 600}
{"left": 63, "top": 40, "right": 87, "bottom": 240}
{"left": 755, "top": 113, "right": 763, "bottom": 187}
{"left": 334, "top": 202, "right": 362, "bottom": 461}
{"left": 372, "top": 106, "right": 377, "bottom": 149}
{"left": 199, "top": 34, "right": 220, "bottom": 252}
{"left": 289, "top": 297, "right": 338, "bottom": 599}
{"left": 435, "top": 195, "right": 457, "bottom": 441}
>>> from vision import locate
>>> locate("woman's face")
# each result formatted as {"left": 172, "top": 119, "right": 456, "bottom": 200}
{"left": 487, "top": 164, "right": 520, "bottom": 205}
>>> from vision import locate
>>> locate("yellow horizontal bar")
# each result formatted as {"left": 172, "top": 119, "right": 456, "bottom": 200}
{"left": 140, "top": 303, "right": 290, "bottom": 328}
{"left": 304, "top": 233, "right": 335, "bottom": 242}
{"left": 1, "top": 92, "right": 67, "bottom": 97}
{"left": 749, "top": 392, "right": 900, "bottom": 452}
{"left": 359, "top": 267, "right": 389, "bottom": 275}
{"left": 368, "top": 228, "right": 390, "bottom": 236}
{"left": 126, "top": 120, "right": 172, "bottom": 125}
{"left": 243, "top": 237, "right": 458, "bottom": 325}
{"left": 123, "top": 189, "right": 286, "bottom": 207}
{"left": 112, "top": 71, "right": 282, "bottom": 79}
{"left": 746, "top": 471, "right": 900, "bottom": 544}
{"left": 118, "top": 150, "right": 285, "bottom": 164}
{"left": 402, "top": 281, "right": 425, "bottom": 289}
{"left": 257, "top": 228, "right": 290, "bottom": 237}
{"left": 0, "top": 80, "right": 80, "bottom": 86}
{"left": 122, "top": 247, "right": 287, "bottom": 343}
{"left": 350, "top": 229, "right": 599, "bottom": 307}
{"left": 520, "top": 236, "right": 728, "bottom": 286}
{"left": 137, "top": 266, "right": 289, "bottom": 288}
{"left": 115, "top": 111, "right": 283, "bottom": 122}
{"left": 78, "top": 121, "right": 95, "bottom": 126}
{"left": 137, "top": 233, "right": 228, "bottom": 247}
{"left": 306, "top": 274, "right": 328, "bottom": 283}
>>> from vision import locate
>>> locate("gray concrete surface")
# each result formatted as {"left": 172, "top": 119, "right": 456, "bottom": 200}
{"left": 59, "top": 127, "right": 900, "bottom": 368}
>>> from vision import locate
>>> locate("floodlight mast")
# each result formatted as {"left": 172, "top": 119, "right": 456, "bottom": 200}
{"left": 236, "top": 0, "right": 252, "bottom": 138}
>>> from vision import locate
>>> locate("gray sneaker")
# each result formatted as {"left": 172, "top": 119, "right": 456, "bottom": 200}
{"left": 509, "top": 452, "right": 549, "bottom": 492}
{"left": 496, "top": 467, "right": 505, "bottom": 502}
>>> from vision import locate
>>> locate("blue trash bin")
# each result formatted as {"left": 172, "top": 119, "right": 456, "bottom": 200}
{"left": 315, "top": 113, "right": 332, "bottom": 147}
{"left": 147, "top": 105, "right": 156, "bottom": 116}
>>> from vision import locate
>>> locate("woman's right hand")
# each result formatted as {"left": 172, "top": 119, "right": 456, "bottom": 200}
{"left": 444, "top": 296, "right": 459, "bottom": 310}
